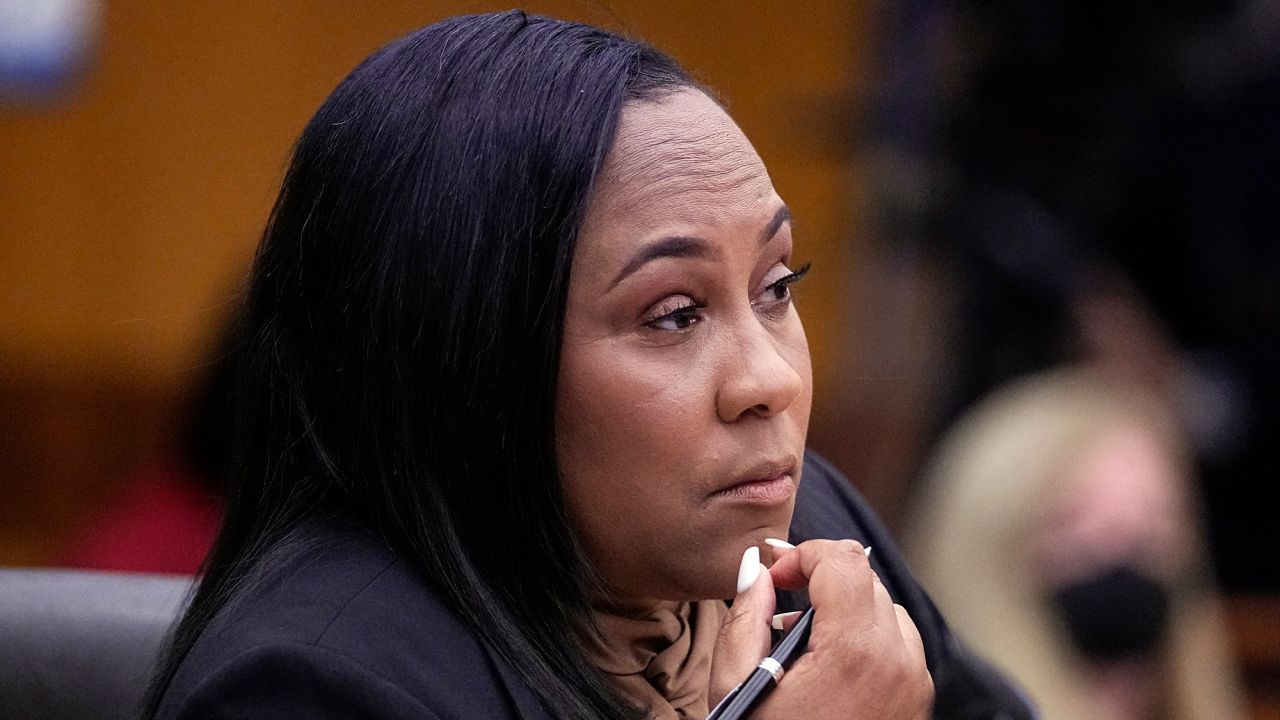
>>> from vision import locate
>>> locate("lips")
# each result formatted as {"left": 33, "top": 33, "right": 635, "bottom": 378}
{"left": 711, "top": 457, "right": 799, "bottom": 503}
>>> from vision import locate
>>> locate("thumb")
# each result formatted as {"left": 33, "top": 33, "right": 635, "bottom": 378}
{"left": 710, "top": 546, "right": 775, "bottom": 704}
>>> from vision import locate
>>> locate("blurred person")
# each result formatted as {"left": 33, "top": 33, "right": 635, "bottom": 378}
{"left": 903, "top": 368, "right": 1247, "bottom": 720}
{"left": 862, "top": 0, "right": 1280, "bottom": 591}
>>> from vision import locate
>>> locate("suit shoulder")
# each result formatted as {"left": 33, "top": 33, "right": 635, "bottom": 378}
{"left": 165, "top": 640, "right": 442, "bottom": 720}
{"left": 159, "top": 520, "right": 535, "bottom": 719}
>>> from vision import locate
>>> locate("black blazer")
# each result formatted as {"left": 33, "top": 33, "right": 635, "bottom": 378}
{"left": 155, "top": 452, "right": 1037, "bottom": 719}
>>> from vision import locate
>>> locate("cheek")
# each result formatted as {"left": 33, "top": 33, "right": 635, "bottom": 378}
{"left": 766, "top": 312, "right": 814, "bottom": 457}
{"left": 784, "top": 318, "right": 814, "bottom": 427}
{"left": 555, "top": 338, "right": 717, "bottom": 592}
{"left": 558, "top": 340, "right": 713, "bottom": 469}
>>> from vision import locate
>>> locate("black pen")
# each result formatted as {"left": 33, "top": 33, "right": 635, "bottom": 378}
{"left": 706, "top": 605, "right": 814, "bottom": 720}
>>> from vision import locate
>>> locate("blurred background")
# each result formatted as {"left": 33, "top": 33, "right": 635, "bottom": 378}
{"left": 1, "top": 1, "right": 1276, "bottom": 718}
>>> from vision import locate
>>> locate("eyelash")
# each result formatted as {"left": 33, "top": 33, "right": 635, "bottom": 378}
{"left": 762, "top": 262, "right": 812, "bottom": 302}
{"left": 644, "top": 297, "right": 708, "bottom": 331}
{"left": 643, "top": 261, "right": 812, "bottom": 331}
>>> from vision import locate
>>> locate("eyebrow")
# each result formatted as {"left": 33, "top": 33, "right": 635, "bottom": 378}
{"left": 606, "top": 204, "right": 791, "bottom": 290}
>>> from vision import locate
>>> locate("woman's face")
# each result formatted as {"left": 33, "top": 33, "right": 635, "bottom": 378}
{"left": 556, "top": 89, "right": 812, "bottom": 602}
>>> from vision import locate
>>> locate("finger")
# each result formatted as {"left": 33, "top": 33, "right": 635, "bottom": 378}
{"left": 766, "top": 539, "right": 871, "bottom": 590}
{"left": 870, "top": 572, "right": 899, "bottom": 636}
{"left": 771, "top": 610, "right": 803, "bottom": 632}
{"left": 710, "top": 546, "right": 776, "bottom": 702}
{"left": 803, "top": 535, "right": 875, "bottom": 620}
{"left": 764, "top": 539, "right": 878, "bottom": 657}
{"left": 894, "top": 603, "right": 928, "bottom": 674}
{"left": 764, "top": 537, "right": 795, "bottom": 565}
{"left": 767, "top": 538, "right": 838, "bottom": 589}
{"left": 895, "top": 602, "right": 936, "bottom": 720}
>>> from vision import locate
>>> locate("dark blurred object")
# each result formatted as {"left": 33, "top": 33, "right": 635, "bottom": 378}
{"left": 866, "top": 0, "right": 1280, "bottom": 592}
{"left": 53, "top": 322, "right": 235, "bottom": 574}
{"left": 1051, "top": 565, "right": 1172, "bottom": 664}
{"left": 0, "top": 568, "right": 192, "bottom": 720}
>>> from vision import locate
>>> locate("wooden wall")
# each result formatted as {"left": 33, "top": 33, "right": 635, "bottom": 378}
{"left": 0, "top": 1, "right": 869, "bottom": 564}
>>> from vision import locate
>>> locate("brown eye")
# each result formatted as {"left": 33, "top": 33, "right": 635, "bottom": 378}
{"left": 758, "top": 262, "right": 811, "bottom": 306}
{"left": 644, "top": 296, "right": 706, "bottom": 332}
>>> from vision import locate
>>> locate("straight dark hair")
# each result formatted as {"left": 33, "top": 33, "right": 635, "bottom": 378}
{"left": 144, "top": 11, "right": 696, "bottom": 719}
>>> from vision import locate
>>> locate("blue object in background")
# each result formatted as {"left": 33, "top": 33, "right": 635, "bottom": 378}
{"left": 0, "top": 0, "right": 98, "bottom": 101}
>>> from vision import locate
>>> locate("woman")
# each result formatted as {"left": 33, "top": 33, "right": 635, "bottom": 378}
{"left": 903, "top": 369, "right": 1247, "bottom": 720}
{"left": 147, "top": 12, "right": 1018, "bottom": 719}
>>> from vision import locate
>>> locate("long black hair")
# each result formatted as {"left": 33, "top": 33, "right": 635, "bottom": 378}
{"left": 144, "top": 11, "right": 696, "bottom": 719}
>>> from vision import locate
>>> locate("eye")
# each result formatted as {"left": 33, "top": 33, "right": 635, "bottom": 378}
{"left": 756, "top": 262, "right": 811, "bottom": 306}
{"left": 643, "top": 295, "right": 707, "bottom": 332}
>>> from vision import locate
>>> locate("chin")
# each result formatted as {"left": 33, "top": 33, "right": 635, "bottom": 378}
{"left": 648, "top": 554, "right": 743, "bottom": 602}
{"left": 699, "top": 535, "right": 779, "bottom": 600}
{"left": 651, "top": 514, "right": 796, "bottom": 601}
{"left": 683, "top": 576, "right": 739, "bottom": 602}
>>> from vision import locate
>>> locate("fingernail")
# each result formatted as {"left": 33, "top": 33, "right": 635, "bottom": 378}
{"left": 771, "top": 611, "right": 802, "bottom": 630}
{"left": 764, "top": 538, "right": 795, "bottom": 549}
{"left": 865, "top": 546, "right": 873, "bottom": 556}
{"left": 736, "top": 546, "right": 761, "bottom": 594}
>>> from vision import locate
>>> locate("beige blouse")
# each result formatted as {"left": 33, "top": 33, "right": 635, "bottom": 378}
{"left": 584, "top": 599, "right": 729, "bottom": 719}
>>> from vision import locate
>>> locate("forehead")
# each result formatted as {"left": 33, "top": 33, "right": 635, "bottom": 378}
{"left": 588, "top": 89, "right": 776, "bottom": 232}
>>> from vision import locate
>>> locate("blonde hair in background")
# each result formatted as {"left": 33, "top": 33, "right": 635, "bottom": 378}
{"left": 902, "top": 368, "right": 1246, "bottom": 720}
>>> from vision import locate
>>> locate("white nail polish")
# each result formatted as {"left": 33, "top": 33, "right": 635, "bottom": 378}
{"left": 764, "top": 538, "right": 795, "bottom": 549}
{"left": 865, "top": 546, "right": 873, "bottom": 556}
{"left": 736, "top": 546, "right": 761, "bottom": 594}
{"left": 771, "top": 611, "right": 801, "bottom": 630}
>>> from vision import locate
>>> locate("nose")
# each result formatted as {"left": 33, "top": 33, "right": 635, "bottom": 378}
{"left": 715, "top": 321, "right": 805, "bottom": 423}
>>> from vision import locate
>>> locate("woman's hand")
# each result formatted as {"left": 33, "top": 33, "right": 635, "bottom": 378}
{"left": 710, "top": 540, "right": 934, "bottom": 719}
